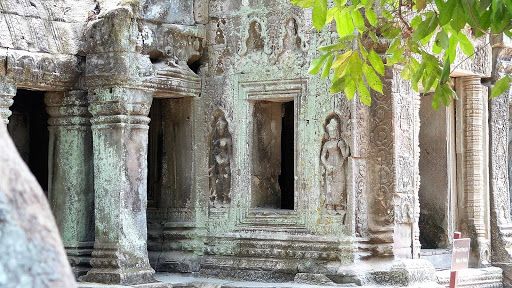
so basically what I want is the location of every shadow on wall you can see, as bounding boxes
[0,123,76,287]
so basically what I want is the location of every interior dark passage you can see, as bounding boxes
[147,98,163,209]
[279,101,294,209]
[7,89,49,194]
[418,94,451,249]
[251,100,295,210]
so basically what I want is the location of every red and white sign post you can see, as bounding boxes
[449,232,471,288]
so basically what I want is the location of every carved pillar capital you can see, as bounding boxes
[45,90,90,127]
[88,87,152,127]
[0,83,16,124]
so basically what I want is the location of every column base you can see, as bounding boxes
[80,268,155,285]
[81,243,155,285]
[65,241,94,278]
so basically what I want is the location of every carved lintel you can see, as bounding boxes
[85,52,153,89]
[6,51,80,91]
[144,61,201,98]
[0,82,16,124]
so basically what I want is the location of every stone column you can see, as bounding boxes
[45,91,94,278]
[82,87,154,285]
[0,83,16,124]
[459,76,490,266]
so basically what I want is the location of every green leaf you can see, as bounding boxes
[326,7,339,24]
[387,47,404,66]
[457,31,474,57]
[450,3,466,30]
[349,52,363,82]
[383,28,401,38]
[335,10,354,37]
[479,0,492,13]
[358,38,368,59]
[363,63,383,93]
[308,52,332,74]
[357,80,371,105]
[321,54,334,78]
[440,56,451,84]
[432,87,442,110]
[366,8,378,26]
[344,78,356,100]
[382,9,393,20]
[434,30,449,49]
[369,30,378,42]
[439,0,456,26]
[412,15,438,41]
[330,78,347,94]
[423,71,437,93]
[333,52,352,78]
[401,62,412,79]
[432,43,443,54]
[410,15,423,28]
[441,87,451,106]
[386,38,401,54]
[290,0,316,8]
[416,0,427,11]
[420,29,436,45]
[441,83,457,100]
[491,76,511,98]
[332,50,353,68]
[411,61,426,92]
[448,34,458,64]
[312,0,328,30]
[318,41,348,52]
[369,49,385,75]
[352,9,366,32]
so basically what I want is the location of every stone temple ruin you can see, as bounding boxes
[2,0,512,287]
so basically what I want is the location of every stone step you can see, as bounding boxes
[435,267,503,288]
[154,273,357,288]
[420,249,451,270]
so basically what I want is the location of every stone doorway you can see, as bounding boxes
[251,100,295,210]
[7,89,49,195]
[147,97,194,211]
[418,94,456,267]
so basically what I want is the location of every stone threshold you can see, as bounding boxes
[78,272,357,288]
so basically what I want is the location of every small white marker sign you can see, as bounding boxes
[451,238,470,270]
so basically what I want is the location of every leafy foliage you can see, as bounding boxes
[291,0,512,108]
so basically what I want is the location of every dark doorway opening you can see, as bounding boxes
[279,101,294,209]
[251,100,295,210]
[147,98,163,209]
[7,89,49,194]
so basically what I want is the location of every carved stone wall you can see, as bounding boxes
[0,0,505,286]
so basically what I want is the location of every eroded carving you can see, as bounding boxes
[321,115,349,212]
[246,20,264,53]
[209,110,232,207]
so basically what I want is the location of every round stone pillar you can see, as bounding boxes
[82,87,154,285]
[45,91,95,278]
[0,83,16,124]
